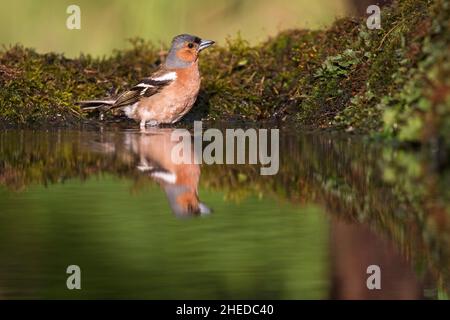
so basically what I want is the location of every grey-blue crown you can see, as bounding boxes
[172,34,201,46]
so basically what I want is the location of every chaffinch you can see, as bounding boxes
[79,34,215,129]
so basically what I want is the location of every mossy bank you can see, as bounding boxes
[0,0,449,148]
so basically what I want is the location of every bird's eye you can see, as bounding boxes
[188,43,194,49]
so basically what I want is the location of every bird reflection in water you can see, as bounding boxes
[92,128,211,217]
[132,128,211,217]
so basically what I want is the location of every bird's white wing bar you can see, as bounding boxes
[151,171,177,184]
[151,71,177,82]
[134,83,154,95]
[135,83,154,88]
[135,71,177,88]
[131,71,177,96]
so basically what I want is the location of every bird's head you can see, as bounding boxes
[165,34,215,69]
[164,184,212,218]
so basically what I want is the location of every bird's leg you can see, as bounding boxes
[139,119,146,131]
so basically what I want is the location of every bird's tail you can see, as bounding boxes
[77,99,115,111]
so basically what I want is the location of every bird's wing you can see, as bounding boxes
[111,69,177,109]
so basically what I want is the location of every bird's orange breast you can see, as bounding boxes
[136,62,201,123]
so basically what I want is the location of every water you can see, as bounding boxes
[0,127,448,299]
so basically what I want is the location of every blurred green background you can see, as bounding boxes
[1,0,352,57]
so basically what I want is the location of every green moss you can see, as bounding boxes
[0,0,449,148]
[0,39,161,125]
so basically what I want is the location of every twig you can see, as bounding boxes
[377,21,404,50]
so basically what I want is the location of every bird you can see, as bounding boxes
[78,34,215,129]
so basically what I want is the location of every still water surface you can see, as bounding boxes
[0,127,448,299]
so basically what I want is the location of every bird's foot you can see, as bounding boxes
[139,120,159,132]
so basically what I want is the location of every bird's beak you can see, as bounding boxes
[199,39,215,52]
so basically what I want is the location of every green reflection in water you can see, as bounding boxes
[0,177,328,299]
[0,127,448,299]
